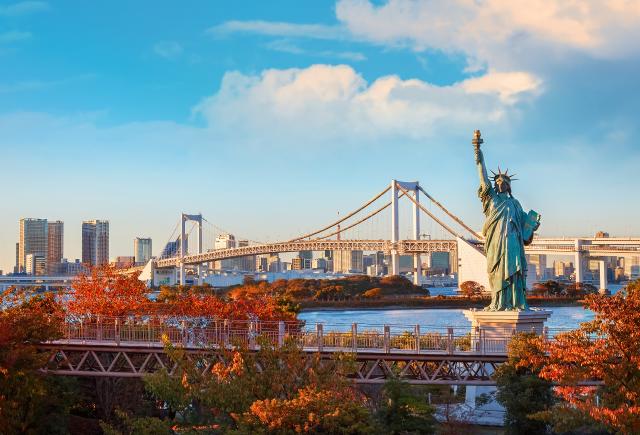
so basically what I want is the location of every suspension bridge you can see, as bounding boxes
[128,179,640,291]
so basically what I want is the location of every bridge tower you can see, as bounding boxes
[179,213,203,285]
[391,180,421,285]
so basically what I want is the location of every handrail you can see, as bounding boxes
[53,319,574,356]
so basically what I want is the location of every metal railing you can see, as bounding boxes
[55,318,567,356]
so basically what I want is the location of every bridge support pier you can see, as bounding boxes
[391,180,400,275]
[599,260,609,294]
[413,184,421,286]
[574,239,583,284]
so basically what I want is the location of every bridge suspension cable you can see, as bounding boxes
[318,191,407,240]
[289,186,391,241]
[418,186,482,240]
[395,183,463,240]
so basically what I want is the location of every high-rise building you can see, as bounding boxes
[113,256,135,268]
[267,254,281,273]
[14,242,19,274]
[82,220,110,266]
[25,253,46,275]
[291,257,304,270]
[19,218,48,274]
[429,252,450,274]
[47,221,64,274]
[134,237,152,265]
[332,250,363,273]
[256,256,269,272]
[215,234,236,250]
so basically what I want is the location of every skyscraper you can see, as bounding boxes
[47,221,64,274]
[82,220,109,266]
[332,250,363,273]
[134,237,152,265]
[19,218,48,274]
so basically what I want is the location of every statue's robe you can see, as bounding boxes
[479,184,536,310]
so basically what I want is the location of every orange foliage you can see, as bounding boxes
[66,265,150,318]
[156,291,297,322]
[236,386,372,433]
[520,281,640,433]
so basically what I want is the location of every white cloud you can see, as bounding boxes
[194,64,539,146]
[0,1,48,16]
[153,41,183,59]
[208,20,347,40]
[265,39,366,61]
[335,0,640,70]
[0,30,31,44]
[0,64,538,154]
[462,71,543,104]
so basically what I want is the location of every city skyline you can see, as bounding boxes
[2,0,640,272]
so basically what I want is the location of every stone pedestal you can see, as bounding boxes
[462,308,552,425]
[464,308,552,336]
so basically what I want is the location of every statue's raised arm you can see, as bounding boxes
[473,130,491,193]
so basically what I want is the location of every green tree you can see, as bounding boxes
[375,377,436,434]
[494,333,555,435]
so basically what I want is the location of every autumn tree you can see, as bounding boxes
[459,281,484,299]
[520,280,640,434]
[0,288,75,434]
[66,265,150,318]
[144,337,374,433]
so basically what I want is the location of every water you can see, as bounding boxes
[299,282,629,331]
[299,306,595,332]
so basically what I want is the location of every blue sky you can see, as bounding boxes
[1,0,639,271]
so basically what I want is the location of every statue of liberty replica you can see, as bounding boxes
[473,130,541,311]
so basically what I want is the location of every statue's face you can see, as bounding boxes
[494,176,510,193]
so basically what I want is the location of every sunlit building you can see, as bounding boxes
[19,218,48,274]
[47,221,64,274]
[82,220,109,266]
[134,237,152,265]
[332,250,363,273]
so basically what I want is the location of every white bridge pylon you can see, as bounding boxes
[179,213,202,285]
[391,180,419,278]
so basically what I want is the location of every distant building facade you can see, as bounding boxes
[134,237,152,265]
[47,221,64,274]
[19,218,48,274]
[82,220,109,266]
[25,253,46,275]
[332,250,363,273]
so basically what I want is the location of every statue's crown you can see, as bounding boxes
[490,167,517,182]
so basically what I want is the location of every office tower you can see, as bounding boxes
[312,257,328,271]
[19,218,48,274]
[114,256,135,268]
[332,250,363,273]
[25,253,46,275]
[14,242,19,273]
[47,221,64,274]
[82,220,110,266]
[256,256,268,272]
[267,254,281,273]
[215,234,236,250]
[429,252,450,274]
[134,237,152,264]
[291,257,304,270]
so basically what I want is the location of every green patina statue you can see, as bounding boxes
[473,130,541,311]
